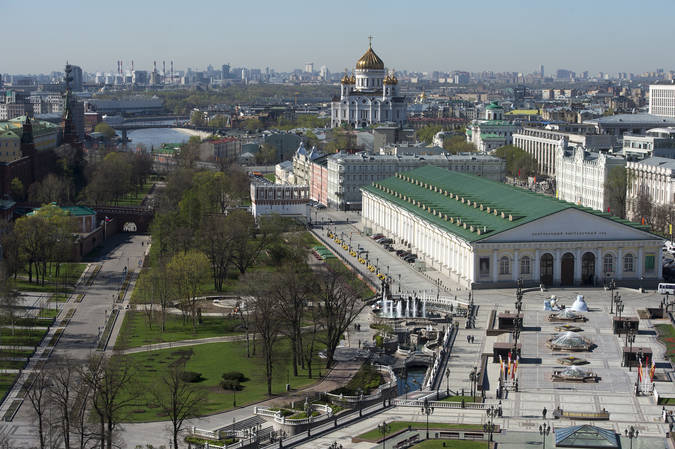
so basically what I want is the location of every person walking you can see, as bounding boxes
[543,407,548,419]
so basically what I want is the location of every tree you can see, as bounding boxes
[494,145,538,179]
[245,272,282,396]
[633,189,652,223]
[318,267,364,368]
[176,139,200,168]
[198,215,234,291]
[26,370,50,449]
[28,174,73,205]
[606,166,630,219]
[94,122,116,140]
[230,211,281,275]
[150,366,206,449]
[415,125,443,144]
[47,358,78,449]
[85,152,134,205]
[80,354,136,449]
[167,250,210,331]
[0,282,20,336]
[189,110,206,127]
[442,131,476,154]
[254,143,277,165]
[9,177,24,201]
[138,263,174,332]
[244,118,263,132]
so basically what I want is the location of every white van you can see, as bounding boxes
[658,283,675,294]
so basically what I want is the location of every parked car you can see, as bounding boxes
[375,237,389,243]
[399,251,412,258]
[396,249,408,256]
[379,238,393,245]
[404,255,417,263]
[372,234,385,240]
[384,245,395,252]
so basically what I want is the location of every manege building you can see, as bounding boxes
[361,166,663,288]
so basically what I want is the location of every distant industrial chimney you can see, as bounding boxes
[131,60,134,72]
[162,60,166,76]
[171,60,174,84]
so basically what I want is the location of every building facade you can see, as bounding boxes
[622,127,675,160]
[361,166,662,288]
[626,157,675,220]
[555,144,626,212]
[649,84,675,119]
[250,182,309,220]
[0,130,20,162]
[513,126,613,177]
[330,43,406,128]
[466,102,521,152]
[326,152,505,210]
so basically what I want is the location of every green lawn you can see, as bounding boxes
[114,311,242,350]
[441,395,476,403]
[263,174,275,182]
[0,328,49,347]
[0,360,27,370]
[12,263,87,293]
[411,441,488,449]
[119,338,325,422]
[357,422,483,441]
[115,182,155,206]
[656,324,675,363]
[0,374,17,400]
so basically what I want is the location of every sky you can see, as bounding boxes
[3,0,674,76]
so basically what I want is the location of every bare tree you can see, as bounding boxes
[26,370,50,449]
[318,267,364,368]
[80,354,136,449]
[47,358,78,449]
[150,366,206,449]
[633,189,652,223]
[235,297,254,358]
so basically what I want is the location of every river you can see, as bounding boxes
[115,127,212,149]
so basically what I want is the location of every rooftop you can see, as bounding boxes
[633,157,675,170]
[361,165,652,243]
[585,113,675,126]
[555,425,619,448]
[332,152,501,163]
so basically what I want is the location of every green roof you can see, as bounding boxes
[486,101,503,110]
[29,204,96,217]
[361,166,654,243]
[480,133,505,140]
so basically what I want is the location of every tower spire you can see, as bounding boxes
[368,35,374,47]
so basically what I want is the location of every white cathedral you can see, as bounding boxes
[330,41,407,128]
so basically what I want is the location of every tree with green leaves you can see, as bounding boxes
[94,122,116,139]
[494,145,538,179]
[254,143,277,165]
[167,250,210,331]
[10,177,24,201]
[606,166,630,219]
[415,125,443,144]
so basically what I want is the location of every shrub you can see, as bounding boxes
[180,371,203,383]
[220,379,242,391]
[221,371,247,382]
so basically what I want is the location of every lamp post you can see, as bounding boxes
[484,405,498,442]
[420,397,434,440]
[512,315,522,359]
[626,330,636,371]
[446,368,451,397]
[469,366,479,402]
[625,426,639,449]
[378,421,392,449]
[616,297,624,321]
[609,278,616,314]
[539,423,551,449]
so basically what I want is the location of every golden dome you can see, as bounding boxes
[356,44,384,70]
[341,71,351,84]
[383,70,398,85]
[349,74,356,84]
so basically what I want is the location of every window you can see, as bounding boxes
[499,256,510,275]
[479,258,490,276]
[520,256,531,275]
[645,254,655,272]
[603,253,614,274]
[623,253,634,272]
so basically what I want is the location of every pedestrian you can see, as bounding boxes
[543,407,547,419]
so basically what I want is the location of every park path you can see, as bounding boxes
[117,333,248,354]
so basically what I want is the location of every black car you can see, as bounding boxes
[379,238,393,245]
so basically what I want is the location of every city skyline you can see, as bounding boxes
[5,0,675,75]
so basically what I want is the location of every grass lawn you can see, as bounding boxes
[357,422,484,441]
[114,311,242,350]
[12,263,87,293]
[0,373,17,399]
[0,360,27,370]
[115,181,155,206]
[263,174,275,182]
[411,441,488,449]
[0,328,48,347]
[658,397,675,405]
[656,324,675,362]
[441,395,476,403]
[119,338,325,422]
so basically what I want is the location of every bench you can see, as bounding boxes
[394,434,420,449]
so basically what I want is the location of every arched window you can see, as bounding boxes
[623,253,634,272]
[603,254,614,274]
[520,256,531,275]
[499,256,510,275]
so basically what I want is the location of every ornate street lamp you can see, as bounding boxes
[469,366,479,402]
[609,278,616,314]
[484,405,498,441]
[378,421,392,449]
[539,423,551,449]
[420,398,435,440]
[625,426,639,449]
[626,330,636,372]
[446,368,451,397]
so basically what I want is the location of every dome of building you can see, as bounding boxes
[356,45,384,70]
[341,72,351,84]
[548,331,592,351]
[383,72,398,85]
[486,101,503,110]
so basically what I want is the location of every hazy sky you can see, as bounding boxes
[4,0,674,75]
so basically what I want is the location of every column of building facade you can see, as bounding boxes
[595,247,603,281]
[574,248,582,283]
[553,249,561,283]
[637,247,644,279]
[512,250,520,281]
[617,247,623,280]
[534,249,541,282]
[491,249,498,283]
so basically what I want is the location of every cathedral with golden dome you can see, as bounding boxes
[330,40,407,128]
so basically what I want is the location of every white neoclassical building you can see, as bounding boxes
[626,157,675,220]
[361,165,662,288]
[330,42,406,128]
[555,142,626,212]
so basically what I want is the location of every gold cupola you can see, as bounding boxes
[356,43,384,70]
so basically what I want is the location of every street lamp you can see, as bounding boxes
[469,366,479,402]
[378,421,392,449]
[616,297,624,321]
[539,423,551,449]
[626,330,636,371]
[484,405,498,442]
[609,278,616,314]
[512,315,522,358]
[420,397,435,440]
[446,368,451,397]
[625,426,639,449]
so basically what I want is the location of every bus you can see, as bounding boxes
[658,283,675,294]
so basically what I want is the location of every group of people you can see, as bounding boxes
[466,335,476,343]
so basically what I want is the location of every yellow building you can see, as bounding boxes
[0,130,20,162]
